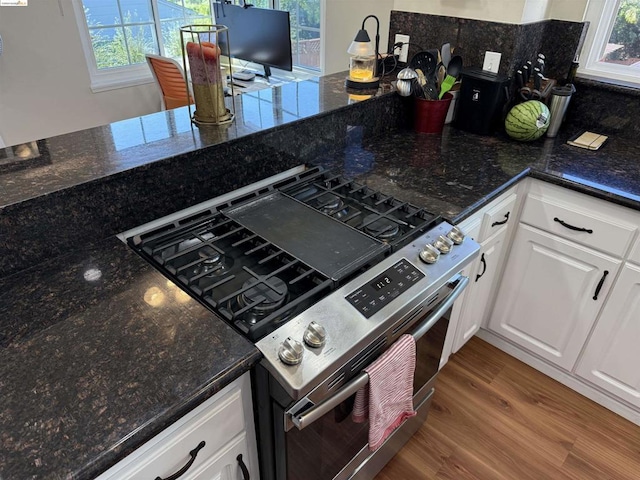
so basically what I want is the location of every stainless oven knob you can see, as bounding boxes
[278,337,304,365]
[419,244,440,264]
[447,226,465,245]
[303,321,326,348]
[433,235,453,254]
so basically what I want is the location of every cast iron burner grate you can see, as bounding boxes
[280,167,440,248]
[130,209,333,341]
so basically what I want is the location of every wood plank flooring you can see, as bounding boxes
[375,337,640,480]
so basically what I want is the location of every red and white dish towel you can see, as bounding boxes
[352,334,417,451]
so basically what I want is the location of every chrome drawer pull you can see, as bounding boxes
[553,217,593,234]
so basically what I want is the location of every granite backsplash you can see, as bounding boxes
[388,11,588,82]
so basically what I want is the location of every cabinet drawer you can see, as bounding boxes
[629,238,640,265]
[97,375,250,480]
[520,181,639,257]
[477,193,517,243]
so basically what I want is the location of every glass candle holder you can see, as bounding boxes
[349,55,375,82]
[180,25,234,126]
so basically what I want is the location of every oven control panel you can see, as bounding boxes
[345,258,425,318]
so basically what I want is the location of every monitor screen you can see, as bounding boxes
[214,3,293,74]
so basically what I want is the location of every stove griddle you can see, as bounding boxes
[224,192,389,281]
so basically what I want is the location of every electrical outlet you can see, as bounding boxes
[395,34,410,63]
[483,51,502,73]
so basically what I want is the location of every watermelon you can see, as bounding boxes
[505,100,550,141]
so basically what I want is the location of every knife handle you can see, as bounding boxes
[534,72,542,91]
[522,65,530,84]
[516,70,524,89]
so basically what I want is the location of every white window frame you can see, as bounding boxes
[580,0,640,88]
[71,0,170,92]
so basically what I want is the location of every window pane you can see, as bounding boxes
[119,0,154,22]
[252,0,271,8]
[159,0,211,21]
[602,0,640,67]
[125,24,158,64]
[83,0,122,27]
[90,27,130,68]
[293,28,320,69]
[161,20,183,59]
[278,0,321,70]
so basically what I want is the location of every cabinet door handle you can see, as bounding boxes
[593,270,609,300]
[475,253,487,282]
[155,441,205,480]
[491,211,510,227]
[553,217,593,234]
[237,454,251,480]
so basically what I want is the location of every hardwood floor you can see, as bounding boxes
[375,337,640,480]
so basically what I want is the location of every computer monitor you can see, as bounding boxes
[214,3,293,78]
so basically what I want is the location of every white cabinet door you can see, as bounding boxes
[452,228,508,353]
[488,224,620,371]
[576,263,640,408]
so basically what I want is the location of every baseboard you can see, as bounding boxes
[475,328,640,427]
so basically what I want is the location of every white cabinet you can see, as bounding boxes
[576,262,640,408]
[489,224,620,371]
[96,373,259,480]
[452,227,509,353]
[441,188,517,367]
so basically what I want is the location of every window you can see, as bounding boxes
[581,0,640,87]
[72,0,320,92]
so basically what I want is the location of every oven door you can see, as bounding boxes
[277,275,468,480]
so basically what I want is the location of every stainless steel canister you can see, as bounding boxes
[546,84,576,137]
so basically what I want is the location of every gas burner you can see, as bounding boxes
[316,193,345,215]
[195,246,233,277]
[238,276,289,324]
[363,214,400,241]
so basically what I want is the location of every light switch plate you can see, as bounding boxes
[483,51,502,73]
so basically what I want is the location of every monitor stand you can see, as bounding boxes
[255,65,272,80]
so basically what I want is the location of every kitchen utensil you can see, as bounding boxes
[522,65,530,84]
[441,43,451,68]
[439,75,456,99]
[424,76,439,100]
[410,51,438,79]
[447,55,463,80]
[436,63,447,88]
[516,70,524,89]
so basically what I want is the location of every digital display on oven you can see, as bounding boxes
[346,259,425,318]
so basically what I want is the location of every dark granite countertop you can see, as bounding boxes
[2,70,639,480]
[0,236,260,480]
[310,125,640,223]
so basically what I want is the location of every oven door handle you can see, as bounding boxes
[288,275,469,430]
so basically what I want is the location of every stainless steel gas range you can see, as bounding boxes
[124,166,479,480]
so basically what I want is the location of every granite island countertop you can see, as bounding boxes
[2,72,640,480]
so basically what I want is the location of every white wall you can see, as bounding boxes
[393,0,530,24]
[546,0,589,21]
[393,0,587,23]
[0,0,159,147]
[322,0,394,75]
